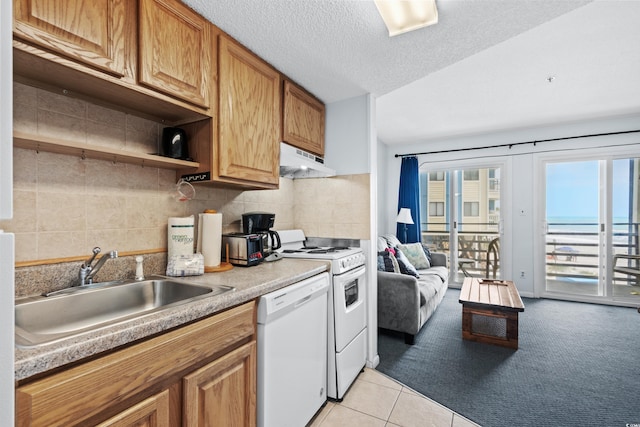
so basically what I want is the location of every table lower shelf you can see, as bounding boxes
[461,305,520,350]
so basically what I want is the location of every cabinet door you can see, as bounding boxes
[13,0,129,76]
[218,36,281,186]
[183,341,257,427]
[139,0,212,108]
[283,80,325,156]
[96,390,171,427]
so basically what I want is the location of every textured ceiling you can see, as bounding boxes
[182,0,640,144]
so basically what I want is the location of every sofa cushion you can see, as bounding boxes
[399,242,431,269]
[417,280,438,306]
[418,266,448,283]
[395,248,420,278]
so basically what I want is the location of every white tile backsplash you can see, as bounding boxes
[4,82,371,263]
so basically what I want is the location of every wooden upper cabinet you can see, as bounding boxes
[283,80,325,156]
[218,35,281,186]
[138,0,212,108]
[13,0,132,77]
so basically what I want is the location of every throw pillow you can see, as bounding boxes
[378,250,400,273]
[387,249,401,273]
[395,248,420,278]
[382,234,402,248]
[421,244,433,265]
[398,243,431,270]
[377,236,389,252]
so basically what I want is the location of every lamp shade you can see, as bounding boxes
[396,208,414,225]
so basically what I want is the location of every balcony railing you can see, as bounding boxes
[421,221,640,284]
[421,222,499,278]
[546,221,639,285]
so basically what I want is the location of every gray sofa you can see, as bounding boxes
[377,236,449,344]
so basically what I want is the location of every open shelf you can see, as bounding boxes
[13,131,200,170]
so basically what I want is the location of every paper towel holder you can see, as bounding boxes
[200,210,233,273]
[205,243,233,273]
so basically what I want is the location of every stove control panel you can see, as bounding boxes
[335,251,366,274]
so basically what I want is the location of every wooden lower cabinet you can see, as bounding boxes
[16,302,256,427]
[184,342,256,427]
[96,389,172,427]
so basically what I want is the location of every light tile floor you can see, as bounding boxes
[308,368,480,427]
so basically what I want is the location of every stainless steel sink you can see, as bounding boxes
[15,277,234,347]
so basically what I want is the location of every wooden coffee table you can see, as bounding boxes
[459,278,525,349]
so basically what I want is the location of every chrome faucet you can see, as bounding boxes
[79,247,118,286]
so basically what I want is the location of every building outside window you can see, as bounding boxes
[463,169,479,180]
[429,201,445,216]
[430,171,445,181]
[464,201,479,216]
[489,199,499,214]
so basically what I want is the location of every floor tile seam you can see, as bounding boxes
[383,386,404,424]
[335,402,390,424]
[366,369,412,390]
[394,379,466,418]
[357,376,404,392]
[336,387,402,423]
[371,370,472,424]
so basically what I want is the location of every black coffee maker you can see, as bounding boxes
[242,212,281,256]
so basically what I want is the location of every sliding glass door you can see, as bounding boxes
[612,158,640,296]
[420,165,502,284]
[545,160,600,295]
[543,156,640,302]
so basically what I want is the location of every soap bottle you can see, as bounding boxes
[135,256,145,281]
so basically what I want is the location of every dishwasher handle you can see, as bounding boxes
[257,273,330,323]
[294,294,312,308]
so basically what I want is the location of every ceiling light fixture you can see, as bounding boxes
[374,0,439,37]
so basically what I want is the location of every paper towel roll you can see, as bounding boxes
[197,211,222,269]
[168,216,195,258]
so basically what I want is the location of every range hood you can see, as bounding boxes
[279,142,336,179]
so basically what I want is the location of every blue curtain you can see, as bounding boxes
[396,156,421,243]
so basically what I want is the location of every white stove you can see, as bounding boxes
[278,229,364,269]
[277,230,367,400]
[280,247,365,276]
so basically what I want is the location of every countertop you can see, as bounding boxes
[15,258,329,382]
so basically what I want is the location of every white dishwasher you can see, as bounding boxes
[257,272,329,427]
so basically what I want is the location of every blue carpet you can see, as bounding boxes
[377,290,640,427]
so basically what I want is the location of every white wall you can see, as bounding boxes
[1,0,14,424]
[377,138,389,235]
[326,93,380,368]
[325,95,371,175]
[381,113,640,297]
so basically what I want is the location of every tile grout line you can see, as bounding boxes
[384,387,403,424]
[371,370,480,427]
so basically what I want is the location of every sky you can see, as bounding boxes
[546,159,631,220]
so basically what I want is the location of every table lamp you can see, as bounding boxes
[396,208,414,243]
